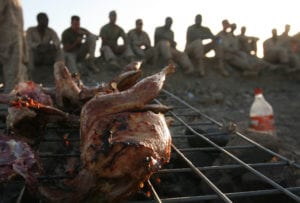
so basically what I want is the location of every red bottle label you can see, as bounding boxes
[250,115,275,131]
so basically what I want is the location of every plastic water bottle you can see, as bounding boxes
[249,88,275,135]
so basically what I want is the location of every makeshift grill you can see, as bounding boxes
[0,89,299,203]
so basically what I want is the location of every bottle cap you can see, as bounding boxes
[254,87,262,95]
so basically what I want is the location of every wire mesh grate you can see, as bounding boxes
[0,89,299,203]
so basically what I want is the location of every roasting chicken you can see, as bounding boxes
[39,64,175,203]
[53,61,142,111]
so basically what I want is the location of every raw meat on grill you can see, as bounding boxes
[0,81,53,106]
[0,135,41,186]
[7,97,69,146]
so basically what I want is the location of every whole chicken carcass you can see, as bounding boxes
[79,64,174,202]
[39,64,175,203]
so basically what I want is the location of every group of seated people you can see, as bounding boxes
[25,10,300,78]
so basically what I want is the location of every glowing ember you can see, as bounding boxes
[155,177,161,184]
[146,191,151,198]
[63,134,71,146]
[139,182,144,188]
[10,97,44,109]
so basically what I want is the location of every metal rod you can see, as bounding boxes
[162,89,300,168]
[157,161,289,173]
[160,187,300,202]
[170,122,214,127]
[38,175,75,180]
[171,144,233,203]
[39,153,80,158]
[147,179,162,203]
[171,109,300,201]
[41,138,80,142]
[178,145,255,152]
[158,91,300,201]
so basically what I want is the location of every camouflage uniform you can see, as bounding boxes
[0,0,27,93]
[154,20,193,73]
[26,26,62,72]
[237,27,259,56]
[263,29,290,65]
[218,29,261,73]
[185,16,226,76]
[264,28,300,71]
[100,23,134,63]
[127,28,152,59]
[62,27,97,73]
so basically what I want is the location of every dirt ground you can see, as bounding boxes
[28,56,300,164]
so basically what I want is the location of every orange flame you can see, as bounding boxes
[11,97,44,109]
[139,182,144,189]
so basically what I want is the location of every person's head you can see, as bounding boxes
[165,17,173,29]
[272,28,277,37]
[284,24,290,34]
[195,14,202,26]
[135,19,143,32]
[109,10,117,24]
[230,23,237,33]
[71,15,80,31]
[241,26,246,35]
[37,12,48,28]
[222,19,230,31]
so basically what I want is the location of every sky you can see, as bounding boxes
[22,0,300,58]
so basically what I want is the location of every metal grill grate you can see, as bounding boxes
[0,89,299,203]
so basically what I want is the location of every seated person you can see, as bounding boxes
[263,28,300,72]
[185,14,227,76]
[99,10,134,68]
[26,12,62,75]
[218,21,265,75]
[62,15,98,74]
[154,17,193,74]
[237,26,259,56]
[127,19,152,61]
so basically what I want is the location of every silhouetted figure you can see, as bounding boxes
[0,0,28,93]
[26,12,62,77]
[99,10,134,68]
[127,19,152,61]
[185,14,228,76]
[62,15,98,74]
[237,26,259,56]
[263,28,300,72]
[154,17,193,74]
